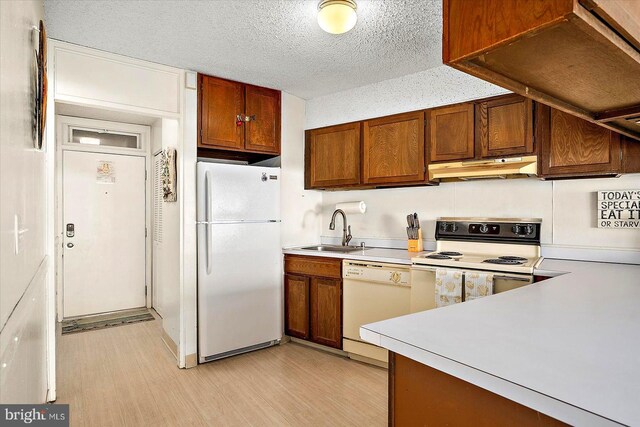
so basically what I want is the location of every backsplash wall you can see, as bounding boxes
[305,66,640,257]
[321,175,640,252]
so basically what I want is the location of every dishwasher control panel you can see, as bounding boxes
[343,262,410,286]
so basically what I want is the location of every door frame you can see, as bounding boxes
[55,115,152,321]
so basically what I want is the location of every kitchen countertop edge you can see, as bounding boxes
[282,246,423,265]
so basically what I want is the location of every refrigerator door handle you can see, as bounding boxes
[206,224,213,275]
[205,170,213,275]
[205,170,213,224]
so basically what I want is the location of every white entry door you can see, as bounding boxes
[63,150,146,318]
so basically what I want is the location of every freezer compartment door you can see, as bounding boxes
[198,222,282,361]
[197,162,280,222]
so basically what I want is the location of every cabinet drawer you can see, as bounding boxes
[284,255,342,279]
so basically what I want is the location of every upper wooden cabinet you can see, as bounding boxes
[622,137,640,174]
[305,123,361,189]
[198,74,281,156]
[244,85,281,154]
[443,0,640,141]
[363,111,425,185]
[538,105,621,178]
[476,95,534,158]
[428,103,475,163]
[199,75,245,150]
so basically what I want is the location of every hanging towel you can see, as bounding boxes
[465,272,494,302]
[435,269,463,308]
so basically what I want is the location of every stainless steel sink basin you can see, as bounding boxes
[300,245,365,253]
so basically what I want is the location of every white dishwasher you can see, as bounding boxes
[342,260,411,366]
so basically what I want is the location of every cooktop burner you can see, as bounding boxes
[498,256,528,262]
[438,251,463,257]
[426,254,452,260]
[483,258,525,265]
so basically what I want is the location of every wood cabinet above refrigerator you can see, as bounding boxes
[443,0,640,141]
[198,74,281,161]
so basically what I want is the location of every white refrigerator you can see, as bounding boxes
[196,162,282,363]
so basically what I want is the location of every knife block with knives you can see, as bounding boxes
[406,213,423,252]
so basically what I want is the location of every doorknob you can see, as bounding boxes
[67,243,74,248]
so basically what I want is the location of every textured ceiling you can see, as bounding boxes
[44,0,443,99]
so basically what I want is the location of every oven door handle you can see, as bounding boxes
[493,275,532,282]
[411,266,531,282]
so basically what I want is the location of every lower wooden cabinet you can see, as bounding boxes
[389,352,567,426]
[284,274,309,340]
[284,255,342,350]
[310,277,342,349]
[538,105,621,178]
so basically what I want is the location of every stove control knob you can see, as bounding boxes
[512,224,534,236]
[479,224,489,233]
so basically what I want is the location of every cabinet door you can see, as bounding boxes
[244,85,281,154]
[284,275,309,340]
[305,123,361,189]
[477,95,534,158]
[363,111,425,185]
[199,75,244,150]
[310,277,342,349]
[622,136,640,173]
[428,103,475,162]
[539,106,621,177]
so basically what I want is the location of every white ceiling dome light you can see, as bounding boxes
[317,0,358,35]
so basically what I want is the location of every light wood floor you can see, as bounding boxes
[56,317,387,426]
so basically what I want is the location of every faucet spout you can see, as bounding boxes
[329,209,352,246]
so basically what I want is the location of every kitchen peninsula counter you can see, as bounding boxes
[361,258,640,426]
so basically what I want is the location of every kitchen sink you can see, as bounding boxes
[300,245,366,253]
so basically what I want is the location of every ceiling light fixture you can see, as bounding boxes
[317,0,357,35]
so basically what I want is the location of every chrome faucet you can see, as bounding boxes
[329,209,352,246]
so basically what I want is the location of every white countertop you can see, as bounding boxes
[283,246,422,265]
[361,258,640,426]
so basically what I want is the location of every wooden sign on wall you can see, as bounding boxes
[597,190,640,228]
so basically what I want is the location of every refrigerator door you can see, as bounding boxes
[198,221,282,362]
[197,162,280,222]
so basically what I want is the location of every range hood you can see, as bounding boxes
[428,156,538,181]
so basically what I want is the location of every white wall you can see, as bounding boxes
[0,0,48,403]
[152,119,181,351]
[306,66,508,129]
[281,93,323,247]
[305,66,640,260]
